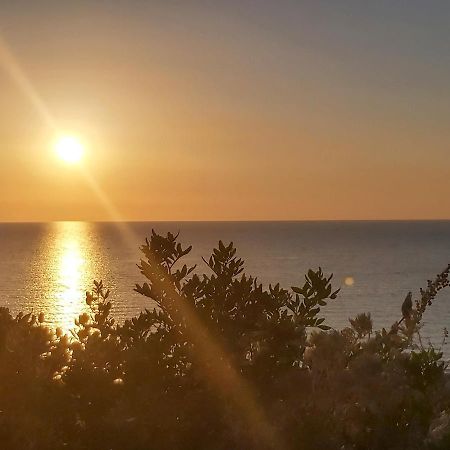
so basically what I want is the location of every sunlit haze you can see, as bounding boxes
[0,1,449,221]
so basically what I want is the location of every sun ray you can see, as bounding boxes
[0,35,56,130]
[0,31,281,446]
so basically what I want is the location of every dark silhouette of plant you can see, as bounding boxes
[349,312,373,338]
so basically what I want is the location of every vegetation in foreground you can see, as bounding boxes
[0,231,450,450]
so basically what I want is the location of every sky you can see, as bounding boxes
[0,0,449,221]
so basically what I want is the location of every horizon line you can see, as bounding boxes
[1,218,450,224]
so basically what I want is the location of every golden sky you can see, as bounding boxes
[1,1,449,221]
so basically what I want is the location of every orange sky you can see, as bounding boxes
[1,2,449,221]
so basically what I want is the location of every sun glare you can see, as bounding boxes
[55,135,84,164]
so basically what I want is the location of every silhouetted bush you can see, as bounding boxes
[0,231,449,449]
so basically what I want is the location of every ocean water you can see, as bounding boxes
[0,221,449,349]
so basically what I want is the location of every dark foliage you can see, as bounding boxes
[0,231,450,449]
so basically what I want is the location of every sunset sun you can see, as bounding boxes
[54,135,84,164]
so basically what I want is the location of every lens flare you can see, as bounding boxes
[344,276,355,286]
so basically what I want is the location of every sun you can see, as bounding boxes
[54,135,84,164]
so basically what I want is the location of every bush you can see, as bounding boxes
[0,230,449,449]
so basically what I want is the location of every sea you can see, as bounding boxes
[0,221,449,352]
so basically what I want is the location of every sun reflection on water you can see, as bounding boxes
[56,236,87,331]
[43,222,93,332]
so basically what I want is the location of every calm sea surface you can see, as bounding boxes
[0,221,449,348]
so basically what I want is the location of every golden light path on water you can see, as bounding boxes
[56,228,87,330]
[41,222,93,332]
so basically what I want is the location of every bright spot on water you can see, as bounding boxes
[40,222,94,332]
[56,237,85,329]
